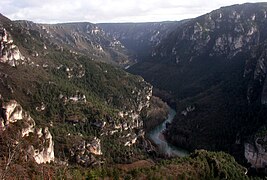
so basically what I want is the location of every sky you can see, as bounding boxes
[0,0,266,24]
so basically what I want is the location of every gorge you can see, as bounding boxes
[1,2,267,179]
[148,106,188,157]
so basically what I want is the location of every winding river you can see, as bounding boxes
[148,107,188,157]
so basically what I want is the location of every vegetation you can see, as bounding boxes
[130,43,267,165]
[0,149,250,179]
[0,8,264,179]
[127,5,267,166]
[0,17,151,166]
[126,150,249,180]
[142,96,169,131]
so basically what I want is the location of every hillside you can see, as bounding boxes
[128,2,267,169]
[16,20,132,67]
[0,3,264,178]
[0,12,155,175]
[99,21,184,62]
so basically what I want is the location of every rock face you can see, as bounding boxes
[244,132,267,170]
[153,3,267,63]
[244,142,267,169]
[247,41,267,104]
[16,21,130,66]
[0,100,54,164]
[99,22,183,62]
[118,84,152,129]
[129,3,267,102]
[28,127,55,164]
[181,105,196,116]
[66,81,153,165]
[128,3,267,161]
[0,27,25,66]
[70,137,102,166]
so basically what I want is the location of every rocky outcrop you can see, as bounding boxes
[0,100,54,164]
[120,83,152,127]
[245,136,267,169]
[128,3,267,157]
[0,27,25,66]
[181,105,196,116]
[70,137,102,166]
[16,21,130,66]
[114,84,152,146]
[242,40,267,103]
[27,127,55,164]
[59,91,87,104]
[67,84,153,164]
[99,22,183,62]
[153,3,267,63]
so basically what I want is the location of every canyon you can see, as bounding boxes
[1,2,267,179]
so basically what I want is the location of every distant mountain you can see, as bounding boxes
[129,2,267,168]
[16,20,132,67]
[131,3,267,98]
[154,3,267,61]
[99,21,185,63]
[0,12,156,176]
[0,3,264,178]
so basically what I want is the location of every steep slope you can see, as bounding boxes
[153,3,267,62]
[99,22,184,63]
[16,20,131,67]
[0,100,54,164]
[129,2,267,164]
[0,8,258,179]
[0,13,154,170]
[131,3,267,98]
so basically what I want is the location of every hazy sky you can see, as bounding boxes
[0,0,266,23]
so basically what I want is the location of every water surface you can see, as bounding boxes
[148,107,188,157]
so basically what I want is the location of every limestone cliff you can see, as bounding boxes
[245,142,267,169]
[0,27,25,66]
[70,137,103,166]
[153,3,267,63]
[0,100,54,164]
[16,21,130,66]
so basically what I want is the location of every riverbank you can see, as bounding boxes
[143,96,169,131]
[147,107,188,157]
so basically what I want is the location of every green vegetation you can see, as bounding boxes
[0,9,262,179]
[0,18,151,166]
[130,48,267,163]
[0,150,249,179]
[130,150,249,179]
[127,5,267,164]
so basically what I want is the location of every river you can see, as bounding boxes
[148,107,188,157]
